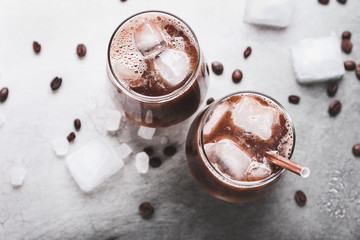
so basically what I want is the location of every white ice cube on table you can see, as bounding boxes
[135,152,149,174]
[134,23,166,56]
[246,161,272,181]
[205,139,251,180]
[52,137,69,157]
[232,96,279,140]
[104,110,122,132]
[203,101,229,135]
[154,49,190,86]
[291,35,345,83]
[118,143,133,159]
[10,166,26,188]
[244,0,294,28]
[138,126,156,140]
[65,138,124,192]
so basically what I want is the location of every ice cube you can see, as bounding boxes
[291,35,345,83]
[135,152,149,174]
[10,166,26,188]
[65,138,124,192]
[52,137,69,157]
[246,161,272,181]
[134,23,166,56]
[232,96,279,140]
[138,126,156,140]
[154,49,190,86]
[114,62,143,86]
[203,101,229,135]
[104,109,122,132]
[205,139,251,180]
[244,0,294,28]
[118,143,133,159]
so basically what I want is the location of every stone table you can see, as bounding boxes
[0,0,359,239]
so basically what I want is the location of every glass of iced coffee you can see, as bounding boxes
[107,11,209,128]
[186,91,295,202]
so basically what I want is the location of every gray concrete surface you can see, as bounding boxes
[0,0,359,239]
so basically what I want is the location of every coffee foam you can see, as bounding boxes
[110,12,197,88]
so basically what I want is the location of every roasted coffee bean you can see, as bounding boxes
[244,46,252,59]
[352,144,360,157]
[33,41,41,53]
[295,190,307,206]
[120,0,127,2]
[139,202,154,217]
[318,0,329,4]
[288,95,300,104]
[0,87,9,102]
[356,64,360,80]
[341,39,353,53]
[67,132,76,142]
[327,81,338,97]
[232,69,243,83]
[337,0,347,4]
[163,146,177,157]
[143,147,154,156]
[328,100,342,116]
[211,62,223,75]
[344,60,356,71]
[74,119,81,130]
[50,77,62,91]
[206,97,215,105]
[76,44,87,57]
[342,31,351,40]
[149,157,162,168]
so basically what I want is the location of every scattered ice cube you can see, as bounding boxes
[291,35,345,83]
[154,49,190,86]
[138,126,156,140]
[10,166,26,188]
[104,109,122,132]
[246,161,272,181]
[145,110,153,124]
[135,151,149,174]
[244,0,294,28]
[118,143,133,159]
[205,139,251,180]
[65,138,124,192]
[203,101,229,135]
[52,137,69,157]
[134,23,166,56]
[232,96,279,140]
[160,136,169,145]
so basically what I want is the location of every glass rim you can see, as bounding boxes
[107,10,201,103]
[199,91,296,187]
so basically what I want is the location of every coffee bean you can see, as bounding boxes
[352,144,360,157]
[206,97,215,105]
[139,202,154,217]
[50,77,62,91]
[120,0,127,2]
[232,70,243,83]
[344,60,356,71]
[0,87,9,102]
[244,46,252,59]
[294,190,307,206]
[328,100,342,116]
[143,147,154,156]
[76,44,87,58]
[356,64,360,80]
[149,157,162,168]
[318,0,329,4]
[327,81,338,97]
[288,95,300,104]
[337,0,347,4]
[67,132,76,142]
[74,119,81,130]
[211,62,223,75]
[342,31,351,40]
[341,39,353,53]
[33,41,41,53]
[163,146,177,157]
